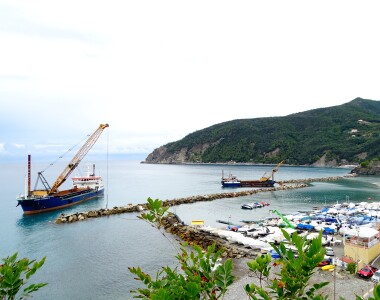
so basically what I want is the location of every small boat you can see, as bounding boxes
[241,203,257,209]
[241,202,266,209]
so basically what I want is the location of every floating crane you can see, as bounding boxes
[18,123,109,214]
[259,160,285,182]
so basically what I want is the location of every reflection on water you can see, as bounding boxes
[17,213,54,229]
[15,196,106,244]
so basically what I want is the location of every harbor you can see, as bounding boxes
[2,160,378,299]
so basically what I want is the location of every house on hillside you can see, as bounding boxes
[350,128,358,137]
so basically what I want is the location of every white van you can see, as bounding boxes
[372,270,380,283]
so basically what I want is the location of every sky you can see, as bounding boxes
[1,0,380,161]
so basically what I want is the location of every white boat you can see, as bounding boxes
[249,239,271,250]
[241,203,257,209]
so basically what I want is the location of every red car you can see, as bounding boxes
[317,259,331,267]
[357,265,378,278]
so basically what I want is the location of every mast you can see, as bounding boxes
[27,154,31,196]
[48,123,109,194]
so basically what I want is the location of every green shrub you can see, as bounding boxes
[346,262,356,274]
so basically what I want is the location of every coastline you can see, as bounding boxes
[141,160,359,169]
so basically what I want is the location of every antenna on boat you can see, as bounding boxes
[106,127,109,209]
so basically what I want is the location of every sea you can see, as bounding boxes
[1,158,380,299]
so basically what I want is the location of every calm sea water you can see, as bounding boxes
[1,159,380,299]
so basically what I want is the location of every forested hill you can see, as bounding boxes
[144,97,380,166]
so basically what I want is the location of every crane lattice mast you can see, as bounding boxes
[49,123,109,194]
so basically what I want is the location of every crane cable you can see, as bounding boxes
[40,134,91,173]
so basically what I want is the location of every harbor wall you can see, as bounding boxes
[160,213,259,259]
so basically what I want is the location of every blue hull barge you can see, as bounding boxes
[16,123,108,215]
[17,186,104,215]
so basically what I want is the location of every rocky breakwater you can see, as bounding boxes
[55,183,307,224]
[55,204,148,224]
[280,174,355,184]
[161,213,258,259]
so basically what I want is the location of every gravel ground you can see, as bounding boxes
[223,240,377,300]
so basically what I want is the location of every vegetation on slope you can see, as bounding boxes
[146,98,380,165]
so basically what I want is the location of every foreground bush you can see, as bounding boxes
[0,252,47,300]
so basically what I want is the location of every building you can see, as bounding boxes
[343,226,380,269]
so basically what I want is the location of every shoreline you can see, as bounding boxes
[141,161,359,169]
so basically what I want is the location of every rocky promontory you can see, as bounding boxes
[351,161,380,175]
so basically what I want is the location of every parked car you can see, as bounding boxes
[357,265,378,278]
[325,247,334,256]
[372,270,380,283]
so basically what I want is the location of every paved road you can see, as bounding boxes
[225,236,378,300]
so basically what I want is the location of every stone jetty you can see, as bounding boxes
[160,213,258,259]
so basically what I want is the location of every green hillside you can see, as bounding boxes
[145,98,380,165]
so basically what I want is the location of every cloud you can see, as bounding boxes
[12,143,25,149]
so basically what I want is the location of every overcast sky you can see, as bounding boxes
[1,0,380,161]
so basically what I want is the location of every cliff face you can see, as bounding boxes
[144,146,188,164]
[145,143,212,164]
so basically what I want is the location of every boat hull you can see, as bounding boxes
[240,180,275,187]
[221,181,241,188]
[17,188,104,215]
[221,179,275,188]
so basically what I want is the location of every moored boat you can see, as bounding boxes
[221,174,241,187]
[221,161,284,188]
[241,203,257,209]
[16,124,109,215]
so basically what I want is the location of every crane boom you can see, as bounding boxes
[271,209,295,229]
[49,123,109,194]
[259,160,285,182]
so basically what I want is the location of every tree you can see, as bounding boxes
[244,230,329,299]
[129,198,235,299]
[0,252,47,300]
